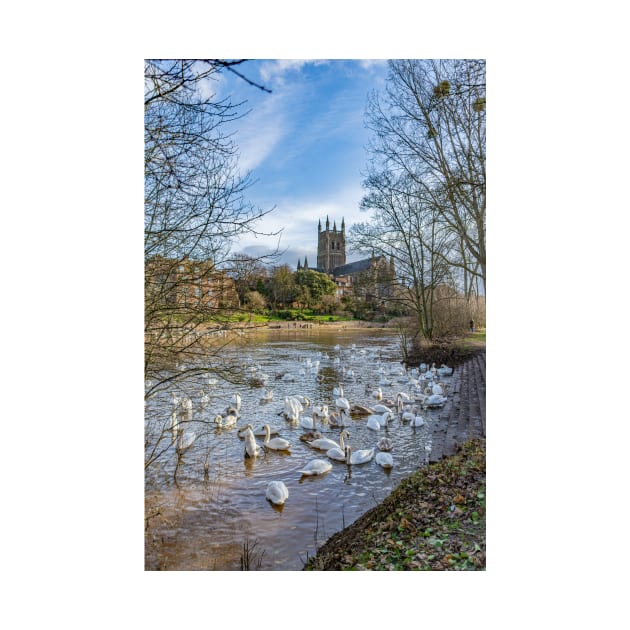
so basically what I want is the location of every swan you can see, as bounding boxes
[298,459,332,476]
[175,429,196,454]
[243,425,262,458]
[262,424,290,451]
[266,481,289,505]
[325,430,350,461]
[333,384,344,398]
[299,430,323,443]
[410,415,425,427]
[171,392,180,408]
[372,403,393,415]
[300,412,318,431]
[283,396,302,422]
[375,451,394,469]
[335,397,351,412]
[401,409,417,423]
[328,410,347,428]
[377,437,393,451]
[312,404,329,419]
[199,390,210,406]
[395,392,412,413]
[425,394,447,408]
[292,395,311,406]
[366,414,381,431]
[431,383,445,396]
[252,424,279,437]
[261,389,274,403]
[214,412,237,428]
[309,429,349,452]
[181,396,193,412]
[344,445,375,465]
[437,364,453,377]
[350,404,374,417]
[231,393,242,412]
[372,387,383,401]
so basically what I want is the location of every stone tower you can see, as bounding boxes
[317,216,346,274]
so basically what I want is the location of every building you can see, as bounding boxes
[145,255,239,309]
[296,217,395,300]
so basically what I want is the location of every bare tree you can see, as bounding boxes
[352,170,455,339]
[365,59,486,291]
[144,59,278,402]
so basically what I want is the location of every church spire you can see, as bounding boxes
[318,218,321,232]
[326,215,330,229]
[341,217,345,232]
[333,220,337,232]
[304,256,309,269]
[297,259,302,270]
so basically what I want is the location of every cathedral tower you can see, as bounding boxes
[317,216,346,274]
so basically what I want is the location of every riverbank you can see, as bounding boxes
[303,342,486,571]
[303,438,486,570]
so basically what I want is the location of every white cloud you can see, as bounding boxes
[258,59,329,85]
[234,182,373,267]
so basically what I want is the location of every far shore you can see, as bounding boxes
[235,319,397,333]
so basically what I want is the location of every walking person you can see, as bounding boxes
[469,319,474,333]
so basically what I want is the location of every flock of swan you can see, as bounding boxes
[166,345,454,507]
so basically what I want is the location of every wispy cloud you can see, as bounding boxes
[258,59,329,85]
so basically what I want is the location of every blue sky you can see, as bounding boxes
[210,59,391,269]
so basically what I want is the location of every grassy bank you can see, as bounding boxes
[303,439,486,571]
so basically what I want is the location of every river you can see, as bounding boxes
[144,326,444,570]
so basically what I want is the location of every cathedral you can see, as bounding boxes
[297,216,395,299]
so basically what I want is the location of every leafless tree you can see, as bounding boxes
[364,59,486,292]
[352,170,455,339]
[145,59,278,402]
[144,60,279,478]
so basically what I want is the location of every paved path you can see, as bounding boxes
[427,351,486,463]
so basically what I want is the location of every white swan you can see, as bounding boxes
[333,384,344,398]
[231,393,242,412]
[214,412,237,428]
[298,459,332,476]
[283,396,302,422]
[410,415,425,427]
[335,397,351,412]
[261,389,274,403]
[372,403,393,415]
[328,410,346,428]
[296,395,311,406]
[437,364,453,376]
[199,390,210,406]
[262,424,290,451]
[401,409,416,423]
[325,430,350,461]
[424,394,447,408]
[312,404,329,419]
[300,412,318,431]
[243,425,262,458]
[181,396,193,412]
[175,429,196,454]
[372,386,383,401]
[377,437,393,451]
[366,414,381,431]
[375,451,394,469]
[344,445,375,465]
[309,429,349,452]
[251,424,279,437]
[266,481,289,505]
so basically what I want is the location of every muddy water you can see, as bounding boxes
[145,327,445,570]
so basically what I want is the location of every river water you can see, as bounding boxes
[144,326,445,570]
